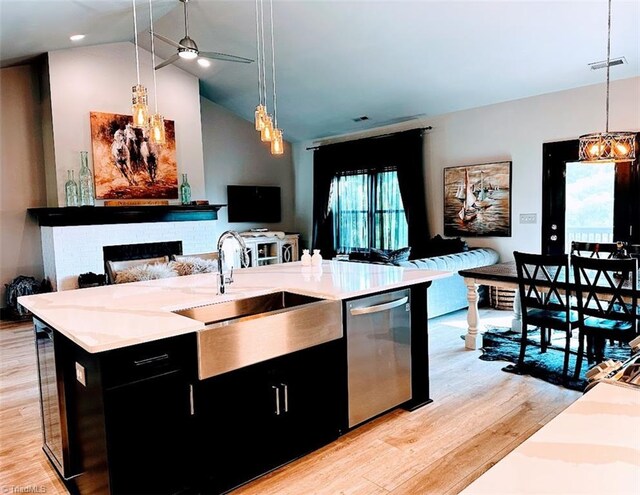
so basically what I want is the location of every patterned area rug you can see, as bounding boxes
[479,327,632,391]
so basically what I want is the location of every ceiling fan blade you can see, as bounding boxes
[152,32,184,50]
[155,53,181,70]
[199,51,254,64]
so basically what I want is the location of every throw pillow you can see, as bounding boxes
[425,235,468,256]
[114,263,177,284]
[170,257,218,276]
[370,247,412,263]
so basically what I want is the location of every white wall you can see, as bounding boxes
[0,65,47,306]
[200,97,296,239]
[293,77,640,261]
[46,42,205,205]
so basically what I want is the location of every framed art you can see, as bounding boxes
[443,161,512,237]
[90,111,178,199]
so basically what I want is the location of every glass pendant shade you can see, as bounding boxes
[578,132,636,162]
[255,104,267,131]
[150,113,166,145]
[131,84,149,129]
[261,115,274,142]
[270,128,284,155]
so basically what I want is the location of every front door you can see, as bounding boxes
[541,137,640,254]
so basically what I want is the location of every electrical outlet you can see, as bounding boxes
[519,213,537,224]
[75,362,86,386]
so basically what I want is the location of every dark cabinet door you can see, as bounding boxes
[275,341,344,458]
[197,341,344,493]
[196,362,281,492]
[103,371,195,495]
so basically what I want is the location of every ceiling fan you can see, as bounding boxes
[153,0,253,70]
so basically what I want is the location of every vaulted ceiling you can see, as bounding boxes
[1,0,638,142]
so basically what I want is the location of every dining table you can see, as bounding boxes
[458,261,639,350]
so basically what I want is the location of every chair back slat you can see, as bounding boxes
[571,256,638,326]
[514,252,571,314]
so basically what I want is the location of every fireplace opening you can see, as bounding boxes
[102,241,183,284]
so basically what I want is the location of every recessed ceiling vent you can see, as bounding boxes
[352,116,369,122]
[588,57,626,70]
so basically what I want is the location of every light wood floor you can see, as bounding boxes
[0,309,580,494]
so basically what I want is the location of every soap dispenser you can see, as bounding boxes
[301,249,312,266]
[311,249,323,266]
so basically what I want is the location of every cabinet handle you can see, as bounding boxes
[189,384,195,416]
[281,383,288,413]
[272,385,280,416]
[133,353,169,366]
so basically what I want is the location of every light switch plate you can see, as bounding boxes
[519,213,537,224]
[75,362,86,386]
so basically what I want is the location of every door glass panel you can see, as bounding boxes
[565,161,615,251]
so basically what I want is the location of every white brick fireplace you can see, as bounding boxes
[41,220,219,291]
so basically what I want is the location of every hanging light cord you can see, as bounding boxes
[260,0,268,110]
[132,0,141,84]
[255,0,263,106]
[149,0,158,113]
[269,0,278,127]
[605,0,612,133]
[183,0,189,37]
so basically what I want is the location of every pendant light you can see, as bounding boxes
[579,0,636,162]
[131,0,149,129]
[258,0,273,143]
[148,0,165,144]
[268,0,283,155]
[254,0,267,131]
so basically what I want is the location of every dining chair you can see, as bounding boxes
[514,251,579,381]
[570,241,618,259]
[571,256,638,379]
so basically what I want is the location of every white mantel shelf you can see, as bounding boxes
[19,261,450,354]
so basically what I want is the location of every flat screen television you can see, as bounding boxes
[227,185,281,223]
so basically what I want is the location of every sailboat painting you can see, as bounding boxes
[444,161,512,237]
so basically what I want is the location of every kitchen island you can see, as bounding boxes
[19,260,450,495]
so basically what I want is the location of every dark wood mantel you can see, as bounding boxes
[28,205,226,227]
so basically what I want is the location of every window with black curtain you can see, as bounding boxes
[312,129,429,258]
[330,167,408,253]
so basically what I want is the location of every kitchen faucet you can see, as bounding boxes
[216,230,249,294]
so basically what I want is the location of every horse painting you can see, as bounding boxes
[90,111,178,200]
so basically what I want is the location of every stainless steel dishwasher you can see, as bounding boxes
[346,288,412,427]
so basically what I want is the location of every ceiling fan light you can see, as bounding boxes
[178,49,198,60]
[197,58,211,67]
[261,115,273,142]
[150,113,166,145]
[271,128,284,155]
[131,84,149,129]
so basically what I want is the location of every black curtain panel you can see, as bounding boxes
[312,128,429,258]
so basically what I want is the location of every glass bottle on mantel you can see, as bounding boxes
[78,151,95,206]
[180,173,191,205]
[64,170,79,207]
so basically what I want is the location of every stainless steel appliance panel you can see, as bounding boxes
[197,298,342,379]
[346,289,412,427]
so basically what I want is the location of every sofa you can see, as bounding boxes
[396,248,499,318]
[346,236,499,319]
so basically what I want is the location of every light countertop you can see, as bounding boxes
[18,260,450,354]
[461,381,640,494]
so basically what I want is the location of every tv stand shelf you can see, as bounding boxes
[240,234,299,267]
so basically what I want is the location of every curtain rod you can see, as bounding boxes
[305,126,433,151]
